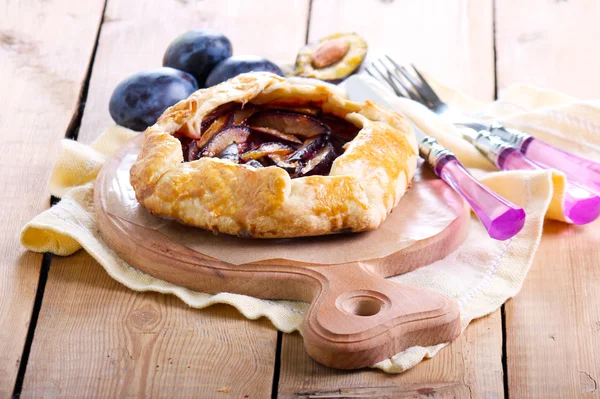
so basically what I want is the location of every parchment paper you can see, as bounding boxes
[105,145,464,265]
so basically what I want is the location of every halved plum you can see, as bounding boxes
[240,142,295,161]
[249,126,302,145]
[292,33,367,83]
[248,110,330,139]
[298,143,337,177]
[202,126,251,157]
[287,134,328,162]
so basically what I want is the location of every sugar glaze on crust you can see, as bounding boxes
[130,72,418,238]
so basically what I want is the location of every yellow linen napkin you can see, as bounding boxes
[21,80,599,372]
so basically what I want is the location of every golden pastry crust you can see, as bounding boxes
[130,72,418,238]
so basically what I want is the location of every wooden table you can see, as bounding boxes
[2,0,599,397]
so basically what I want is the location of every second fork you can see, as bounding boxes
[367,56,600,224]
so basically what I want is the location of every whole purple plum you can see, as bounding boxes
[109,67,198,131]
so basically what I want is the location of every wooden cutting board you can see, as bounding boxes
[94,137,469,369]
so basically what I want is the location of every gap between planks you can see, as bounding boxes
[20,1,309,397]
[270,3,313,396]
[11,252,52,399]
[275,1,503,398]
[10,0,109,396]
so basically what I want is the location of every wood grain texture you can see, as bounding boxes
[504,220,600,398]
[78,0,310,144]
[307,0,495,102]
[21,251,277,398]
[278,310,503,398]
[90,136,467,369]
[22,0,309,396]
[496,0,600,98]
[276,0,504,396]
[497,3,600,396]
[0,0,105,395]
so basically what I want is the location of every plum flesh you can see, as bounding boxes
[248,110,330,138]
[176,102,360,178]
[202,126,251,157]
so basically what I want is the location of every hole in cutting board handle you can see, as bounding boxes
[336,290,391,317]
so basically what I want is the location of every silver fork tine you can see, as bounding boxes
[380,61,423,103]
[366,61,421,102]
[408,64,446,106]
[366,64,402,97]
[384,56,444,108]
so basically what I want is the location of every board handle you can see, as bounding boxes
[302,263,460,369]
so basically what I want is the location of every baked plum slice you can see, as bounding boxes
[176,104,356,178]
[202,126,251,157]
[287,134,329,162]
[249,126,302,145]
[240,142,295,161]
[248,110,330,139]
[198,102,241,132]
[268,154,298,171]
[197,114,231,148]
[297,142,337,177]
[230,105,258,125]
[180,137,201,162]
[266,104,322,116]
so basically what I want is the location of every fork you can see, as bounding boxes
[345,76,526,240]
[367,57,600,225]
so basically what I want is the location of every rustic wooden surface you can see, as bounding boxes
[278,312,503,398]
[21,251,278,398]
[496,2,600,397]
[20,0,309,397]
[3,0,599,397]
[496,0,600,99]
[0,0,106,396]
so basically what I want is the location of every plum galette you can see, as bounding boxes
[130,72,417,238]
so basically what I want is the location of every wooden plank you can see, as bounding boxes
[277,0,504,397]
[21,252,278,398]
[496,0,600,98]
[0,0,105,395]
[504,221,600,398]
[278,310,503,398]
[306,0,495,101]
[22,0,309,396]
[497,2,600,396]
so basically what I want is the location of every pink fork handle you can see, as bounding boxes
[520,138,600,197]
[435,155,526,240]
[498,148,600,225]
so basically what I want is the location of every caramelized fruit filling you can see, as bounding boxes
[175,103,360,178]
